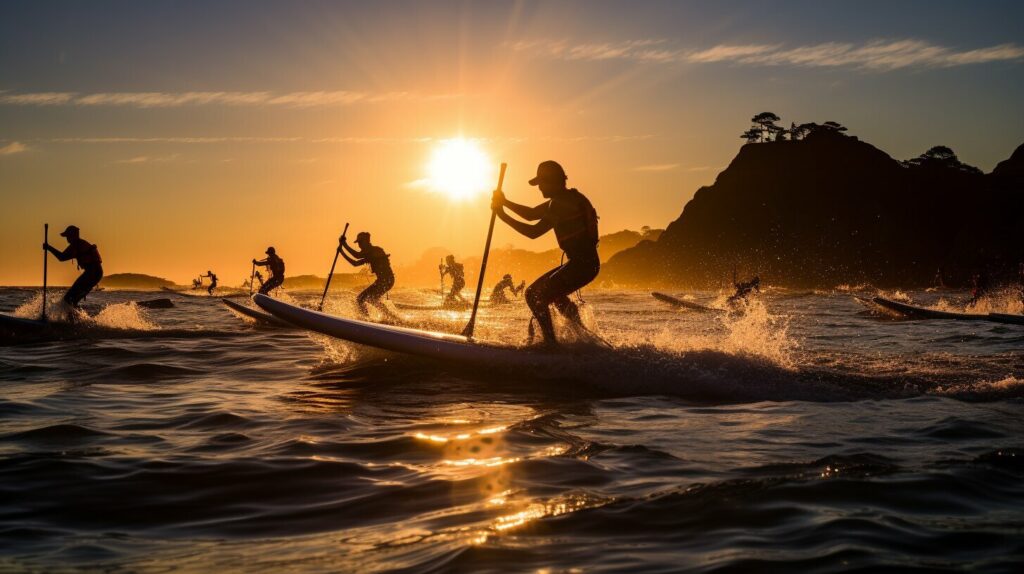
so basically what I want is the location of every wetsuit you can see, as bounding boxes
[524,188,600,342]
[46,238,103,306]
[356,246,395,315]
[255,254,285,295]
[491,277,523,304]
[443,262,466,304]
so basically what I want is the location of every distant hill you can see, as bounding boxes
[604,125,1024,288]
[100,273,175,289]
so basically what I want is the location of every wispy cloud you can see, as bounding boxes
[0,90,460,108]
[0,141,28,155]
[113,153,180,164]
[510,39,1024,70]
[633,163,679,172]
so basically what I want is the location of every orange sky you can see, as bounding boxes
[2,1,1022,285]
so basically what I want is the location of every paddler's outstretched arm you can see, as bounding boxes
[339,249,365,267]
[43,243,74,262]
[339,238,361,258]
[496,190,547,221]
[494,206,553,239]
[338,239,365,266]
[492,191,553,239]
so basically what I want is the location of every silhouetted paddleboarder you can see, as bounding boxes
[339,231,399,322]
[200,270,218,295]
[490,273,525,304]
[491,160,600,345]
[728,276,761,305]
[440,255,467,307]
[43,225,103,307]
[253,247,285,295]
[968,271,989,307]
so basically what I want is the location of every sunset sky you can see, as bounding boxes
[2,0,1022,285]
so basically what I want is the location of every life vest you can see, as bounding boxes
[73,238,102,266]
[269,255,285,277]
[550,188,599,256]
[449,262,465,281]
[366,246,393,277]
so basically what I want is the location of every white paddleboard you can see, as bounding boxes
[870,297,987,321]
[253,294,562,367]
[651,292,725,314]
[987,312,1024,326]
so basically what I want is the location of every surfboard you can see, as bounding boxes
[0,312,51,333]
[221,298,292,327]
[651,292,725,314]
[987,313,1024,326]
[253,294,562,367]
[870,297,988,321]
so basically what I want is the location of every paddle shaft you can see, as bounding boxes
[319,222,349,310]
[248,261,256,296]
[42,223,48,322]
[439,258,445,305]
[462,163,506,339]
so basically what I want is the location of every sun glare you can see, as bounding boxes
[425,138,492,201]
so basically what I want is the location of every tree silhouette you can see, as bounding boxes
[791,123,814,140]
[821,121,848,133]
[903,145,982,174]
[740,128,761,143]
[751,112,781,142]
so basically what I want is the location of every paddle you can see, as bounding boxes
[248,261,256,296]
[462,162,506,339]
[42,223,48,322]
[319,222,349,311]
[439,258,445,306]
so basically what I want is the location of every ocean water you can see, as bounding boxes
[1,286,1022,572]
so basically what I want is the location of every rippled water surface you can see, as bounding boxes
[1,286,1023,572]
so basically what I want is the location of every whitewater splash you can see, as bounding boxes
[634,297,797,369]
[13,292,158,331]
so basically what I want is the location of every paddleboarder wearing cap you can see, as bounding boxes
[339,231,399,321]
[253,247,285,295]
[491,160,600,345]
[43,225,103,307]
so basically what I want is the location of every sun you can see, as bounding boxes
[425,138,492,201]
